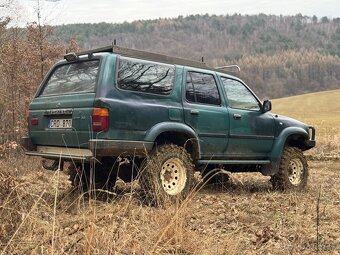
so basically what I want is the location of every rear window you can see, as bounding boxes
[40,60,100,96]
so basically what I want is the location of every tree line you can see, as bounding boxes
[53,14,340,98]
[0,13,78,146]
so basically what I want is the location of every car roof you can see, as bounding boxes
[74,45,241,78]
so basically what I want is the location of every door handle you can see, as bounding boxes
[190,109,200,115]
[233,114,242,120]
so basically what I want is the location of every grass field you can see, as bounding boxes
[1,89,340,254]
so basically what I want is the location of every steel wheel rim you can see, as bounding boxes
[288,158,304,185]
[160,158,187,195]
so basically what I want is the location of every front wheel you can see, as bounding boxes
[140,144,194,206]
[271,147,308,191]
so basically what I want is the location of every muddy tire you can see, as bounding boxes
[271,147,308,191]
[67,163,117,191]
[140,144,195,206]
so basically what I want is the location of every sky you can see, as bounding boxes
[8,0,340,26]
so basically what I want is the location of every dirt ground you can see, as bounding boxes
[0,157,339,254]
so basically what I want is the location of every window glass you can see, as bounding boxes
[186,72,220,105]
[41,60,99,96]
[117,57,175,95]
[221,77,260,111]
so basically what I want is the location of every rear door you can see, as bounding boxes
[182,69,229,158]
[29,59,101,148]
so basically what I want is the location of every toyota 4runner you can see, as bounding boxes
[21,45,316,204]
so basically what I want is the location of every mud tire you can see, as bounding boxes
[140,144,195,206]
[271,147,308,191]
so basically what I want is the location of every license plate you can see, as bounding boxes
[49,119,72,129]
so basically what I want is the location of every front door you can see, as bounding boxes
[183,70,229,158]
[219,77,275,159]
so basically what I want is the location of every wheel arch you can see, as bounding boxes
[262,127,309,176]
[145,122,201,160]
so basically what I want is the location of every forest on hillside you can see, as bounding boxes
[53,14,340,98]
[0,6,340,145]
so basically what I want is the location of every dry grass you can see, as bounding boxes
[1,90,340,254]
[1,156,340,254]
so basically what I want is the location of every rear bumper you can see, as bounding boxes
[26,145,93,160]
[21,137,153,161]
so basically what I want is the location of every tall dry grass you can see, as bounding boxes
[1,154,340,254]
[1,90,340,254]
[0,155,220,255]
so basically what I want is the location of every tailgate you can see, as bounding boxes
[28,60,100,148]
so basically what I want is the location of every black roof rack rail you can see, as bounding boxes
[76,45,215,70]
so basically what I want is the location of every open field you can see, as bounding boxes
[1,89,340,254]
[0,157,339,254]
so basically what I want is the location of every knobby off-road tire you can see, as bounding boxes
[271,147,308,191]
[67,163,117,192]
[140,144,195,207]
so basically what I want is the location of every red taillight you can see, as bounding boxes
[27,111,39,126]
[31,118,39,125]
[92,108,109,132]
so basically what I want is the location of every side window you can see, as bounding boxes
[185,72,221,105]
[221,77,261,111]
[117,57,175,95]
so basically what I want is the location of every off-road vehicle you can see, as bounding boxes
[21,45,316,204]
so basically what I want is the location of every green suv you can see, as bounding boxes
[21,46,316,203]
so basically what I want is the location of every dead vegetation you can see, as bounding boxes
[0,154,339,254]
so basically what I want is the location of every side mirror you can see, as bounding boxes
[262,100,272,113]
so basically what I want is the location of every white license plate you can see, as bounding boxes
[49,119,72,129]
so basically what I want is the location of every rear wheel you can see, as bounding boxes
[140,144,194,206]
[271,147,308,191]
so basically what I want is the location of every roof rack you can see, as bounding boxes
[76,45,238,74]
[77,45,211,70]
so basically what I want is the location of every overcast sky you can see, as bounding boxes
[12,0,340,26]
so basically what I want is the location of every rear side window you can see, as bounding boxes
[186,72,221,105]
[117,57,175,95]
[40,60,99,96]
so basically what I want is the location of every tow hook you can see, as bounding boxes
[41,159,64,171]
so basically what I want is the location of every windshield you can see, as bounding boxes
[40,60,100,96]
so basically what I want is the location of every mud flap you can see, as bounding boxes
[260,160,279,176]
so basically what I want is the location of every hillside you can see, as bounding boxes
[53,14,340,60]
[52,14,340,99]
[272,89,340,132]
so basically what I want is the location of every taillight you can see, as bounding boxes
[92,108,109,132]
[27,111,39,126]
[31,118,39,125]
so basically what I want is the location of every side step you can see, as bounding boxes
[197,159,271,165]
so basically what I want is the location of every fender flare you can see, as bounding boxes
[261,127,309,176]
[145,122,201,158]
